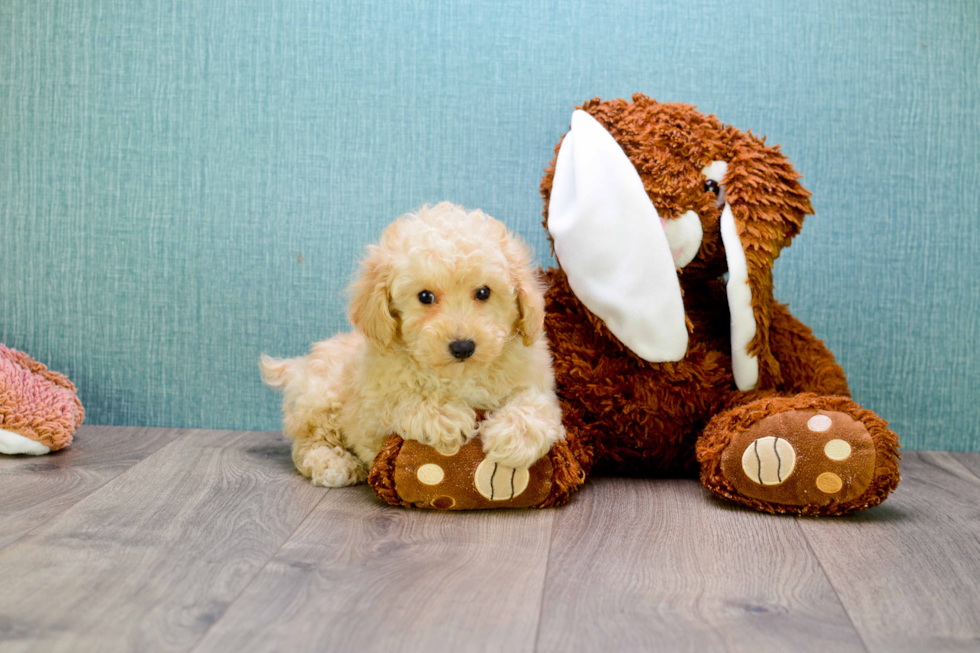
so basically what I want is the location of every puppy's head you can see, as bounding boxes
[349,202,544,376]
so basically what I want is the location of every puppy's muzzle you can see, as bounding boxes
[449,339,476,360]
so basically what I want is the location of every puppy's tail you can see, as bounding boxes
[259,354,296,389]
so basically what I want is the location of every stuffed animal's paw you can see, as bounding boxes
[369,435,579,510]
[699,395,900,516]
[0,344,84,454]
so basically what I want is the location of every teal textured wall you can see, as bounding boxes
[2,1,978,450]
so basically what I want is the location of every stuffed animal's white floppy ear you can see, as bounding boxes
[548,110,688,362]
[705,160,760,391]
[719,201,759,391]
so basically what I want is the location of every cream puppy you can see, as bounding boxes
[260,202,565,487]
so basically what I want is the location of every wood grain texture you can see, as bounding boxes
[0,429,324,653]
[952,451,980,479]
[191,485,555,653]
[535,477,865,653]
[799,451,980,652]
[0,425,181,550]
[3,430,980,653]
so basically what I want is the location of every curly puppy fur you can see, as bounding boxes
[260,202,565,487]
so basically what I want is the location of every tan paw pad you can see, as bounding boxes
[823,439,852,461]
[431,496,456,509]
[474,459,530,501]
[807,414,832,432]
[741,436,796,486]
[815,472,843,494]
[416,463,445,485]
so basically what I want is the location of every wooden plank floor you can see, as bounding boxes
[1,426,978,653]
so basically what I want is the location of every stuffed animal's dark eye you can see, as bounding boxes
[705,179,720,195]
[418,290,435,305]
[475,286,491,301]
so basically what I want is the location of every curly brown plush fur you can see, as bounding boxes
[368,435,412,507]
[538,95,900,515]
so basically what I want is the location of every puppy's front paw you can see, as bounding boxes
[480,409,562,469]
[399,402,478,456]
[302,445,368,487]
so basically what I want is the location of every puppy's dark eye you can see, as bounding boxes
[475,286,491,301]
[705,179,720,195]
[418,290,435,305]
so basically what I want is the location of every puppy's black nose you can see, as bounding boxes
[449,339,476,360]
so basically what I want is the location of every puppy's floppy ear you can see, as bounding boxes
[348,239,398,353]
[515,271,546,347]
[721,132,813,390]
[503,233,545,346]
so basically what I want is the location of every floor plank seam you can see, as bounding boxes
[531,504,560,653]
[794,516,871,653]
[929,451,980,485]
[184,487,333,653]
[961,457,980,482]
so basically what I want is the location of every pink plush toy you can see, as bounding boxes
[0,345,84,455]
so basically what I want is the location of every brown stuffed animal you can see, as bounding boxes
[538,95,900,516]
[371,95,900,515]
